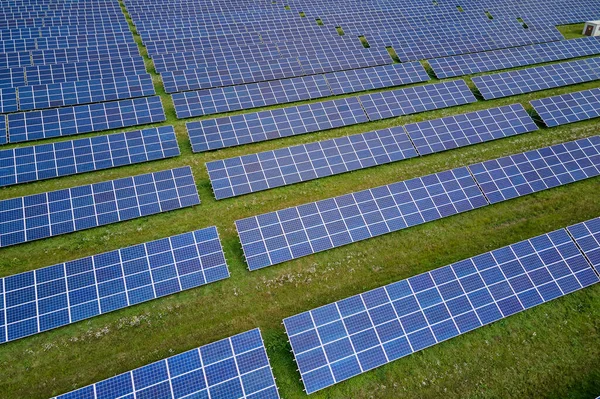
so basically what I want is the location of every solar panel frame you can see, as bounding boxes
[283,227,599,394]
[186,97,369,153]
[0,126,180,187]
[50,328,280,399]
[0,166,200,248]
[7,96,166,143]
[235,166,489,270]
[468,136,600,204]
[530,88,600,127]
[0,226,229,343]
[206,126,419,200]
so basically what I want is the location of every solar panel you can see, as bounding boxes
[207,127,418,200]
[0,87,18,114]
[283,227,599,394]
[324,62,430,95]
[0,116,6,145]
[530,88,600,127]
[568,217,600,274]
[17,74,156,111]
[50,328,280,399]
[186,97,368,153]
[358,80,477,121]
[0,226,228,343]
[0,66,26,89]
[8,96,166,143]
[236,167,488,270]
[0,166,200,248]
[472,57,600,100]
[468,136,600,204]
[404,104,539,155]
[0,126,180,187]
[172,75,332,118]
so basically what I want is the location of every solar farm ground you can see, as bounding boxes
[0,5,599,399]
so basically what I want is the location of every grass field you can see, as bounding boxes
[0,8,598,399]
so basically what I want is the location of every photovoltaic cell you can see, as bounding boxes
[0,67,26,89]
[0,166,200,248]
[568,217,600,274]
[404,104,538,155]
[186,97,368,153]
[283,228,599,394]
[8,96,166,143]
[358,80,477,121]
[0,87,18,114]
[530,88,600,127]
[17,74,156,111]
[236,167,488,270]
[0,116,6,145]
[207,127,418,200]
[0,226,228,343]
[472,57,600,100]
[0,126,180,187]
[468,136,600,204]
[51,328,280,399]
[324,62,430,95]
[172,75,331,118]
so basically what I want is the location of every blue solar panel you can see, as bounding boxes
[358,80,477,121]
[530,88,600,127]
[568,217,600,274]
[0,116,6,145]
[0,87,18,114]
[236,167,488,270]
[17,74,156,111]
[172,75,331,118]
[7,96,166,143]
[0,226,228,343]
[404,104,538,155]
[0,166,200,248]
[472,57,600,100]
[186,97,368,153]
[468,136,600,204]
[207,126,418,200]
[51,328,280,399]
[0,126,180,187]
[0,66,26,89]
[324,62,430,95]
[283,227,599,394]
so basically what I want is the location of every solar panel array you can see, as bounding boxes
[0,126,179,187]
[283,227,600,393]
[429,36,600,78]
[472,57,600,100]
[568,217,600,273]
[469,136,600,204]
[0,226,228,343]
[236,167,488,270]
[207,104,538,199]
[51,328,281,399]
[0,166,200,248]
[530,88,600,127]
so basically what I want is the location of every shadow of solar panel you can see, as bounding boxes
[207,126,418,199]
[0,87,18,114]
[0,166,200,248]
[172,75,332,118]
[358,80,476,121]
[0,226,228,343]
[0,126,180,187]
[530,88,600,127]
[324,62,430,95]
[468,136,600,204]
[405,104,538,155]
[283,227,599,394]
[17,74,156,111]
[236,167,488,270]
[50,328,280,399]
[429,36,600,78]
[472,57,600,100]
[0,67,26,89]
[568,217,600,274]
[186,97,368,153]
[7,96,166,143]
[0,116,6,145]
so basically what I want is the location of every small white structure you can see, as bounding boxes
[583,21,600,36]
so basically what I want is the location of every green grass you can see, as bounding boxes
[0,6,599,399]
[557,23,586,39]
